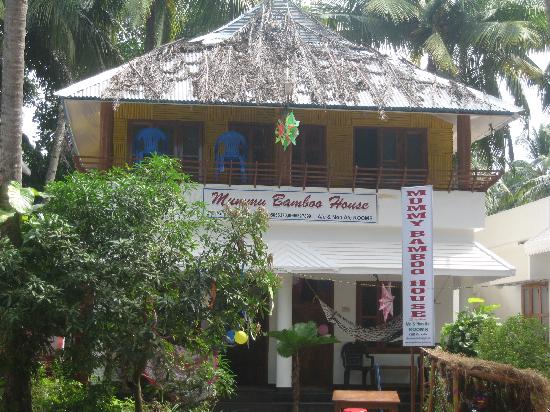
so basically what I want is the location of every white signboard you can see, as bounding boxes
[203,188,377,223]
[401,185,435,347]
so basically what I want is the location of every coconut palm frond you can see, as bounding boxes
[364,0,420,23]
[468,20,543,51]
[520,173,550,201]
[423,31,458,75]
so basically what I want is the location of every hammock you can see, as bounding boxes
[319,299,403,343]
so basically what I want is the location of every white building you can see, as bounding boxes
[473,197,550,334]
[56,0,516,389]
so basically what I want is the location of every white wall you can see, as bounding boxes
[475,197,550,284]
[194,185,486,231]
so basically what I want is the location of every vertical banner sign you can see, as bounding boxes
[401,185,434,347]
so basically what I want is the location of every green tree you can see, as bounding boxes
[476,315,550,377]
[1,156,278,412]
[269,322,338,412]
[486,124,550,214]
[0,0,29,206]
[440,297,499,357]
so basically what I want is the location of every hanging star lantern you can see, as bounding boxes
[378,282,395,322]
[275,111,300,150]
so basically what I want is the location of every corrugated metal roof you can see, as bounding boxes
[267,240,515,277]
[55,0,521,118]
[525,227,550,256]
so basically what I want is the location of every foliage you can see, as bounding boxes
[475,315,550,377]
[269,321,338,357]
[1,156,277,411]
[440,297,499,357]
[486,124,550,214]
[32,367,135,412]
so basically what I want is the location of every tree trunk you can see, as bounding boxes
[292,353,300,412]
[144,0,161,52]
[545,0,550,29]
[133,369,144,412]
[3,332,33,412]
[0,0,29,205]
[44,104,66,184]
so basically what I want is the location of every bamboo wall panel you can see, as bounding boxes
[111,103,454,186]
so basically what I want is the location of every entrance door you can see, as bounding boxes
[226,317,268,386]
[292,278,334,388]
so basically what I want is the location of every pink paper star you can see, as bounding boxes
[378,282,395,322]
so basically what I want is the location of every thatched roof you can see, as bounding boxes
[424,348,550,412]
[56,0,520,118]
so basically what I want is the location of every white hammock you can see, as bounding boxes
[319,299,402,342]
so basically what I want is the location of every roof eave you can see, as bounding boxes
[58,95,522,118]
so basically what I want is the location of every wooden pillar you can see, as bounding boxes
[100,101,114,169]
[452,369,460,412]
[410,349,416,412]
[457,115,471,190]
[427,360,436,412]
[277,145,292,186]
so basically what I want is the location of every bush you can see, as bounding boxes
[475,315,550,377]
[32,366,135,412]
[440,298,498,356]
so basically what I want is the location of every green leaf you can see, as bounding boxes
[7,181,35,214]
[0,209,16,224]
[268,321,339,358]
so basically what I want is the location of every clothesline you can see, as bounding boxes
[290,272,533,290]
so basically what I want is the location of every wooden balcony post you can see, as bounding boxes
[99,102,114,169]
[457,115,472,190]
[452,369,460,412]
[277,145,291,186]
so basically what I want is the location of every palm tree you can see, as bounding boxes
[486,125,550,214]
[0,0,28,204]
[316,0,550,168]
[124,0,259,52]
[269,322,338,412]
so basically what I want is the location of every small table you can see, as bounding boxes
[332,390,400,412]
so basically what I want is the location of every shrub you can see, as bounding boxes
[440,298,498,356]
[475,315,550,377]
[32,367,135,412]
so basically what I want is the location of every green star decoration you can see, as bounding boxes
[275,111,300,150]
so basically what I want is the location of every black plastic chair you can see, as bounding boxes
[341,342,375,386]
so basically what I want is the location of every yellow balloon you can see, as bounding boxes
[235,330,248,345]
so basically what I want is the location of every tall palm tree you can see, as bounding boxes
[486,125,550,213]
[124,0,258,52]
[316,0,550,167]
[0,0,28,204]
[21,0,129,184]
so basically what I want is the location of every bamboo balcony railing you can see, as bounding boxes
[73,155,502,192]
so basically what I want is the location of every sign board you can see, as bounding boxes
[401,185,435,347]
[203,188,377,223]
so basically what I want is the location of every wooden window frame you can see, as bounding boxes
[291,124,327,166]
[356,281,403,348]
[127,120,204,162]
[353,127,428,169]
[522,282,549,325]
[228,121,275,164]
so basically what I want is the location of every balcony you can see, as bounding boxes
[73,155,502,192]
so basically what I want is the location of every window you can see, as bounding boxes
[129,121,203,161]
[354,128,427,169]
[292,125,326,165]
[228,122,275,163]
[522,282,549,327]
[356,281,402,328]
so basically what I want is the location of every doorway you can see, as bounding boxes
[226,316,269,386]
[292,278,334,388]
